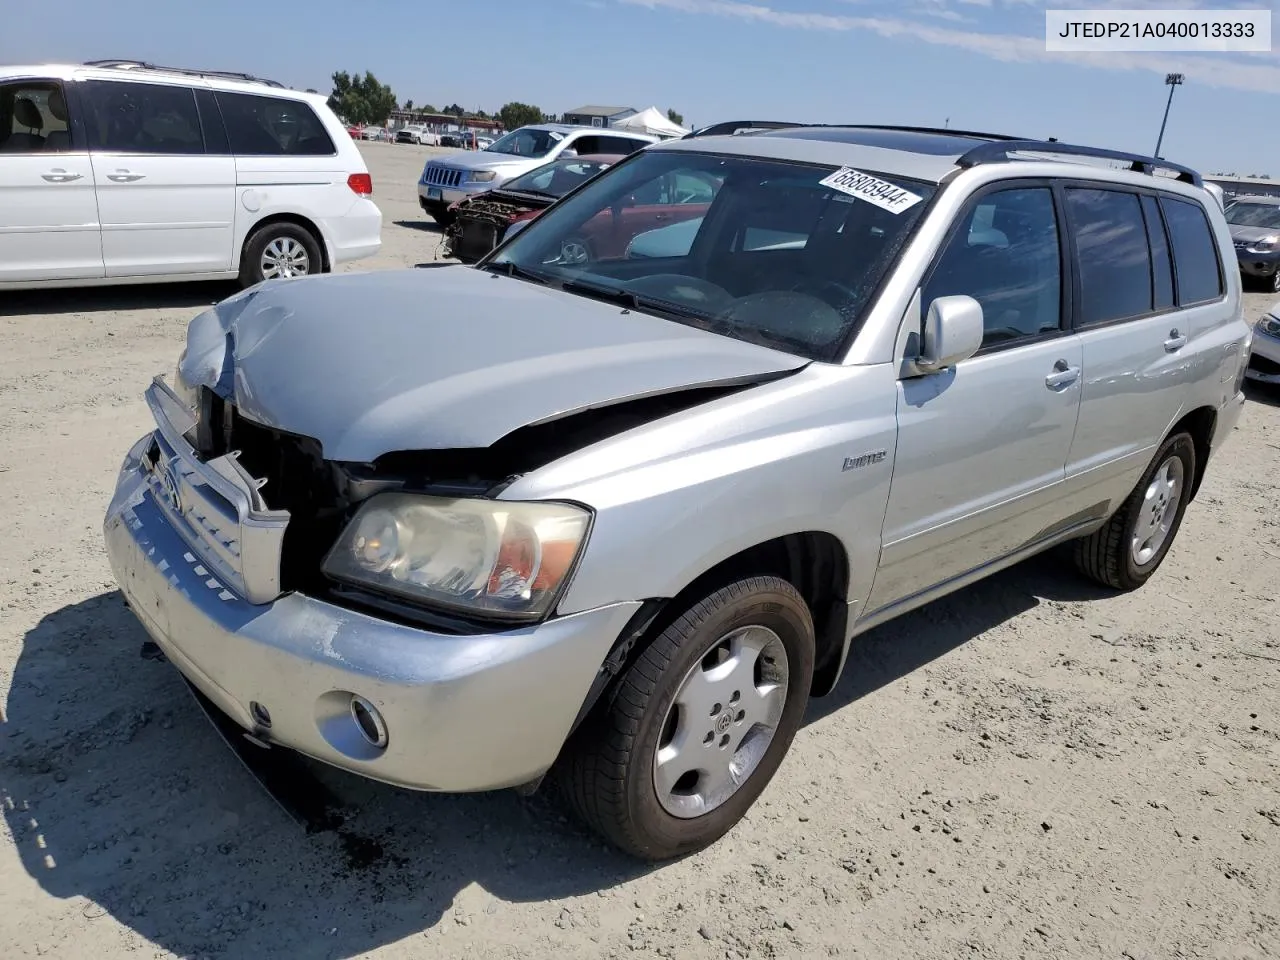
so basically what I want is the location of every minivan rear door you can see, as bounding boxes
[82,78,236,277]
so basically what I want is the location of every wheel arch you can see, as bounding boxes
[577,531,852,728]
[1167,404,1217,502]
[240,213,332,273]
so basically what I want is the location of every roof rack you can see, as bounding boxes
[815,123,1029,142]
[683,120,805,139]
[957,138,1201,185]
[83,59,285,89]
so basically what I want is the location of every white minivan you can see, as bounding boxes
[0,60,381,290]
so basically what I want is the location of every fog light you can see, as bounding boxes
[349,695,389,748]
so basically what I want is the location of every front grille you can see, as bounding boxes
[422,163,463,187]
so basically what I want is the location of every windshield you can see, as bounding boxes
[487,149,936,361]
[483,127,563,159]
[1225,201,1280,229]
[502,158,612,197]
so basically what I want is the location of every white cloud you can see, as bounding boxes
[619,0,1280,92]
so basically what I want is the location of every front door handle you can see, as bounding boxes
[1045,359,1080,390]
[107,171,145,183]
[41,170,83,183]
[1164,328,1188,352]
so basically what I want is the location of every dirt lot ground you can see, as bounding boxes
[1,141,1278,960]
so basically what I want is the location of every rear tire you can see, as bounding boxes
[559,576,815,861]
[1072,431,1196,590]
[239,222,322,288]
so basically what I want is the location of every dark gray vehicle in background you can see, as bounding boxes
[1223,194,1280,291]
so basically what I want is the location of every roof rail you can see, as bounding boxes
[956,138,1201,185]
[82,59,285,89]
[682,120,806,139]
[821,124,1029,142]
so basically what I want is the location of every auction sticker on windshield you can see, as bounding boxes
[819,168,923,214]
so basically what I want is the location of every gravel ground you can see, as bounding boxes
[1,141,1278,960]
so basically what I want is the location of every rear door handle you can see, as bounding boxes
[1164,328,1188,352]
[1045,359,1080,390]
[41,170,82,183]
[107,171,145,183]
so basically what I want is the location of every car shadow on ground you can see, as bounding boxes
[1,552,1107,958]
[1243,380,1280,408]
[0,281,240,318]
[394,218,445,235]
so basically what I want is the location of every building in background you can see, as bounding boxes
[561,105,636,128]
[1205,174,1280,202]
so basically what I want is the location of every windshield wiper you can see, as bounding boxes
[482,260,549,284]
[559,278,641,310]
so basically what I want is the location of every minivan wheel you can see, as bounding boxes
[560,577,814,861]
[240,223,322,287]
[1270,269,1280,293]
[1072,432,1196,591]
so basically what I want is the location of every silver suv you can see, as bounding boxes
[104,125,1251,861]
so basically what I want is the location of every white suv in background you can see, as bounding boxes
[0,60,382,290]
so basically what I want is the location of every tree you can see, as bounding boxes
[667,108,684,127]
[404,99,414,113]
[444,103,465,118]
[499,102,544,131]
[327,70,397,126]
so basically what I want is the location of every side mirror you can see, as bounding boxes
[560,147,578,158]
[917,295,984,372]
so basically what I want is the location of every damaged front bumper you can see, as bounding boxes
[102,383,642,793]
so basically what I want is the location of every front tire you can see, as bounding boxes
[560,577,815,861]
[1072,431,1196,590]
[239,223,322,288]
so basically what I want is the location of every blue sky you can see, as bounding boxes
[6,0,1278,174]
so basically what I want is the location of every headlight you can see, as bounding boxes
[468,170,498,183]
[322,493,592,621]
[1258,314,1280,339]
[1249,236,1279,253]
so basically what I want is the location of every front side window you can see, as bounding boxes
[1161,195,1224,305]
[214,92,335,156]
[0,81,74,153]
[1066,187,1152,326]
[489,150,936,360]
[923,187,1063,347]
[83,80,203,155]
[484,127,561,158]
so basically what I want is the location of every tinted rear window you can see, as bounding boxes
[214,92,335,156]
[83,80,204,155]
[1160,196,1223,305]
[1066,188,1152,326]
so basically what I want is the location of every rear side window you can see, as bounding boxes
[1065,188,1152,326]
[83,80,204,155]
[1140,195,1174,310]
[1160,196,1224,304]
[596,135,648,155]
[214,92,336,156]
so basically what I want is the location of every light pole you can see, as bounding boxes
[1154,72,1184,158]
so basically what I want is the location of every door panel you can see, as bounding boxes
[81,79,236,276]
[866,183,1082,612]
[0,154,102,282]
[91,154,236,275]
[0,79,102,282]
[1062,187,1197,489]
[868,336,1085,610]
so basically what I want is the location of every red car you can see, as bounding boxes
[444,158,720,265]
[346,125,361,139]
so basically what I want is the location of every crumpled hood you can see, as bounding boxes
[1229,224,1280,244]
[179,267,807,463]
